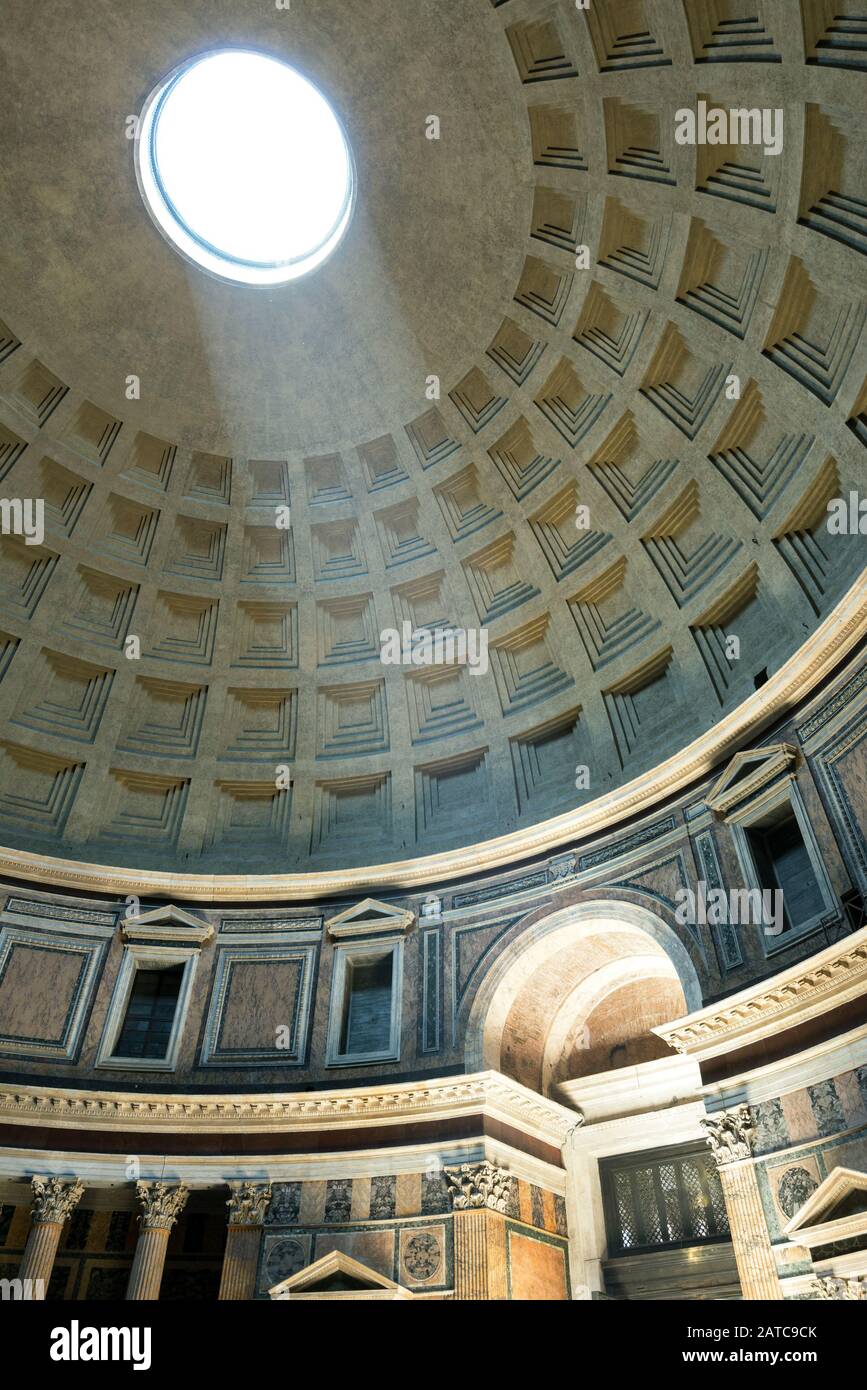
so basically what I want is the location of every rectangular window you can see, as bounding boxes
[601,1144,730,1257]
[746,810,825,931]
[96,945,198,1072]
[339,952,393,1056]
[326,940,402,1066]
[113,964,184,1060]
[729,780,839,954]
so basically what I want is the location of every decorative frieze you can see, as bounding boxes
[219,916,322,934]
[578,817,677,872]
[452,871,548,910]
[5,898,116,928]
[798,664,867,746]
[0,1071,576,1145]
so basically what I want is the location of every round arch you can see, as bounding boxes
[464,900,703,1094]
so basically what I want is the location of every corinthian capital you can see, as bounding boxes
[444,1161,515,1214]
[810,1277,865,1301]
[226,1182,272,1227]
[701,1106,753,1166]
[30,1176,85,1225]
[135,1181,189,1231]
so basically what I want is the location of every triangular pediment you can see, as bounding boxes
[121,903,213,945]
[326,897,414,939]
[706,743,798,816]
[269,1250,413,1300]
[784,1167,867,1246]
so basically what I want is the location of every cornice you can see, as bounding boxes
[0,577,860,901]
[654,926,867,1061]
[0,1069,576,1147]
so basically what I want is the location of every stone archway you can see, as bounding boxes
[464,900,701,1096]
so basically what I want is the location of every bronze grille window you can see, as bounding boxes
[601,1144,730,1256]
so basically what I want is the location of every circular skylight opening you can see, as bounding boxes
[136,49,355,285]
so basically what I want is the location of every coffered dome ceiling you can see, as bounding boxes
[0,0,863,880]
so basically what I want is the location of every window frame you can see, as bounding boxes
[727,777,839,956]
[325,937,403,1068]
[95,944,199,1072]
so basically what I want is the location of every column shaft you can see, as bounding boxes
[18,1221,62,1298]
[126,1226,172,1301]
[219,1225,262,1301]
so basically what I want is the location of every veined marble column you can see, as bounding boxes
[446,1162,512,1301]
[126,1182,189,1301]
[19,1177,85,1299]
[219,1183,271,1301]
[703,1106,783,1301]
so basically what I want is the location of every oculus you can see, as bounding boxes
[136,49,355,285]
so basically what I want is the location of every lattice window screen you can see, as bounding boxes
[602,1145,730,1256]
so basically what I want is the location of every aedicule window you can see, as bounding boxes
[746,810,825,932]
[114,964,184,1060]
[326,940,403,1067]
[729,779,838,953]
[96,944,199,1072]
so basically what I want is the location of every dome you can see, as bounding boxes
[0,0,866,1320]
[0,0,862,886]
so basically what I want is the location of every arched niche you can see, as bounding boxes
[464,900,702,1097]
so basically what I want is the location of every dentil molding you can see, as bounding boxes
[654,926,867,1061]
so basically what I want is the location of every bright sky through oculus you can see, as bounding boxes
[137,50,355,285]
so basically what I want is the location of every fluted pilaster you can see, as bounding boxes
[446,1163,513,1300]
[703,1107,783,1301]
